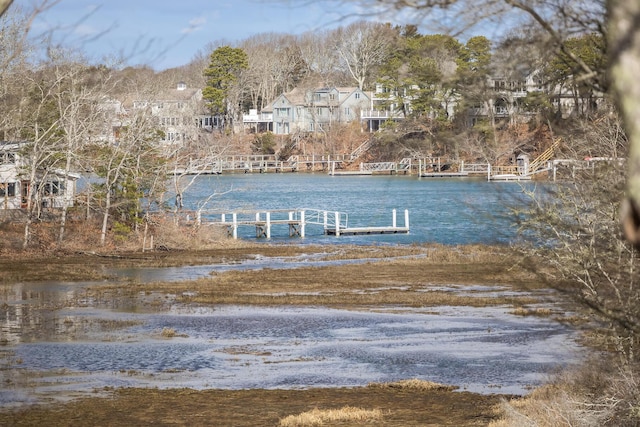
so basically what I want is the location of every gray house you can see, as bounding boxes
[248,86,372,135]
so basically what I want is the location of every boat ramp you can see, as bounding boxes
[189,208,409,239]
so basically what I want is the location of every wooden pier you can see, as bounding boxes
[192,208,409,239]
[324,209,409,236]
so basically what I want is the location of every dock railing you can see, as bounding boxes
[186,208,407,239]
[193,208,349,239]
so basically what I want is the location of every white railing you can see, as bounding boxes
[360,162,397,172]
[360,110,403,119]
[192,208,349,239]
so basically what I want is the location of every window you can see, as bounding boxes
[165,132,180,141]
[309,123,314,131]
[355,92,360,99]
[277,108,289,117]
[44,181,63,196]
[344,107,351,116]
[0,182,15,197]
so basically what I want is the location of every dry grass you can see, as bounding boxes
[278,406,384,426]
[489,357,640,427]
[160,327,177,338]
[159,327,188,338]
[0,386,504,426]
[510,306,553,317]
[367,378,458,392]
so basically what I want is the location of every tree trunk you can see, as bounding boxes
[100,188,110,246]
[58,155,72,243]
[611,0,640,245]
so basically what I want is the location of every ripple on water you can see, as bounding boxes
[2,304,584,407]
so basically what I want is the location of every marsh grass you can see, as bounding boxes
[159,327,188,338]
[81,244,550,310]
[278,406,384,426]
[510,306,553,317]
[367,378,458,392]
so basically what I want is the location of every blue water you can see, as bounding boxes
[171,173,531,245]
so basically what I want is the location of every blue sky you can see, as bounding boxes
[20,0,372,70]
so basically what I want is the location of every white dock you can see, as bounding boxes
[324,209,409,236]
[190,208,409,239]
[420,172,470,178]
[330,170,373,176]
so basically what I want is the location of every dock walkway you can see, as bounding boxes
[190,208,409,239]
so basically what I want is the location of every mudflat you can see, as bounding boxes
[0,243,564,426]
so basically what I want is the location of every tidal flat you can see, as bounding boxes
[0,243,586,426]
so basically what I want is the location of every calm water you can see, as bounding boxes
[172,173,529,245]
[1,174,578,407]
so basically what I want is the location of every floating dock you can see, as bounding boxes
[330,170,373,176]
[325,209,409,236]
[420,172,470,178]
[489,173,532,182]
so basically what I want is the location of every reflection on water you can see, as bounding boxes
[1,280,582,407]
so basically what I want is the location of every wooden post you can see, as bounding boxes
[221,213,226,223]
[197,210,201,226]
[404,209,409,230]
[300,210,305,238]
[232,213,238,239]
[288,211,296,237]
[334,211,340,236]
[487,164,491,181]
[392,209,397,228]
[323,210,328,233]
[266,211,271,239]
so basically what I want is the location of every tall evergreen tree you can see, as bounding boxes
[202,46,248,131]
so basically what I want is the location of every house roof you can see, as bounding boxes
[270,86,365,109]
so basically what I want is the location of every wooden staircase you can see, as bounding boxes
[527,138,561,175]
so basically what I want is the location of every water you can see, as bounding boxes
[1,175,579,407]
[2,301,580,405]
[170,173,529,245]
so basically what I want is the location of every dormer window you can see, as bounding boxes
[177,82,187,91]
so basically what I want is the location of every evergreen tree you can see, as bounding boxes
[202,46,248,131]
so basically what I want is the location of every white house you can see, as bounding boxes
[0,142,79,211]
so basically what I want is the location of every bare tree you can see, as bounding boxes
[47,49,119,242]
[241,33,305,109]
[297,29,347,86]
[333,21,395,90]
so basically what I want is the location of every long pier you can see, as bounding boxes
[190,208,409,239]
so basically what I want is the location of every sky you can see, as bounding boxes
[18,0,376,70]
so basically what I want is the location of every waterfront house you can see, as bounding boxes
[0,142,79,211]
[244,86,372,135]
